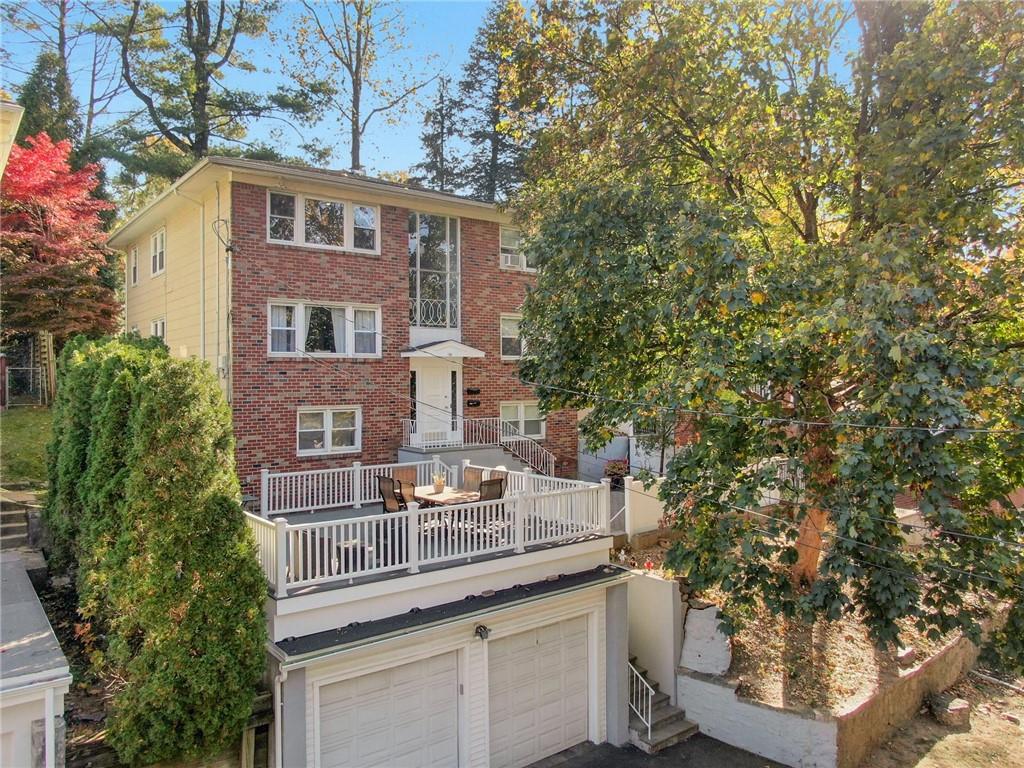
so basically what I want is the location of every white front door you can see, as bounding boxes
[317,651,459,768]
[411,359,462,447]
[488,616,590,768]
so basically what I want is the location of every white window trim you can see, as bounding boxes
[266,189,381,256]
[499,226,535,273]
[129,246,139,286]
[500,400,546,439]
[150,229,165,277]
[500,313,524,361]
[296,406,363,456]
[150,317,166,340]
[266,300,382,359]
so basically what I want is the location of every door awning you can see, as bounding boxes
[400,340,486,359]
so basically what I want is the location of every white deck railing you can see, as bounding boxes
[401,417,556,476]
[244,482,609,596]
[463,462,595,495]
[260,459,453,516]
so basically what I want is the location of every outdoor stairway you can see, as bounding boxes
[0,493,33,549]
[628,655,698,755]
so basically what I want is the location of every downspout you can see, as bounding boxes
[215,180,222,380]
[273,665,288,768]
[225,171,234,402]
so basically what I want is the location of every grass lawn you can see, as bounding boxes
[1,406,52,486]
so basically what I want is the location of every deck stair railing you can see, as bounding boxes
[628,661,655,740]
[400,416,556,476]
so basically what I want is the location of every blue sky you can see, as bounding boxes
[2,1,492,176]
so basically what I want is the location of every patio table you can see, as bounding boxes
[412,485,479,506]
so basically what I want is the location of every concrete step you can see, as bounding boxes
[1,532,29,549]
[1,519,27,536]
[629,716,699,755]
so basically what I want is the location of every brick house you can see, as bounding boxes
[107,157,696,767]
[108,156,578,496]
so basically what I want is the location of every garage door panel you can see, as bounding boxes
[319,652,458,768]
[489,616,590,768]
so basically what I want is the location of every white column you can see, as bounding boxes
[514,492,526,553]
[623,475,634,537]
[44,686,55,768]
[599,478,612,534]
[274,518,289,597]
[406,503,420,574]
[260,469,270,517]
[352,461,362,508]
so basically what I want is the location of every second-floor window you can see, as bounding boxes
[500,315,523,359]
[151,317,166,340]
[268,301,381,357]
[268,191,379,254]
[150,229,165,276]
[130,247,138,285]
[500,227,536,272]
[409,213,459,328]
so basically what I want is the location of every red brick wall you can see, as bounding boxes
[459,218,578,477]
[229,181,578,493]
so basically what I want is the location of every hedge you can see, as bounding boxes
[46,338,266,766]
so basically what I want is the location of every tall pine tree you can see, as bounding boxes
[15,49,82,146]
[411,76,463,193]
[457,1,526,203]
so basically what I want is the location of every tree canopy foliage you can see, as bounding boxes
[0,133,120,341]
[511,0,1024,658]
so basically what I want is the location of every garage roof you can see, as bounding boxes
[274,565,630,665]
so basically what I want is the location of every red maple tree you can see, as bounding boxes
[1,133,120,340]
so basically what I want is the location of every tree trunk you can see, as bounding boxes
[791,506,828,586]
[351,80,362,172]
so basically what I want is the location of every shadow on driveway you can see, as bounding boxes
[530,735,787,768]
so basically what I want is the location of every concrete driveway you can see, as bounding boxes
[530,736,787,768]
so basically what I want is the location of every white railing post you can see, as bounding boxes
[623,475,633,536]
[274,517,289,597]
[260,469,270,517]
[514,492,526,553]
[407,503,420,574]
[600,478,612,534]
[432,454,442,482]
[461,458,471,488]
[523,467,534,497]
[352,461,362,508]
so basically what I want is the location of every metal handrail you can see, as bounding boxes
[628,661,654,740]
[401,416,556,475]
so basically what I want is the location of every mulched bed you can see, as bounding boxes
[36,575,114,745]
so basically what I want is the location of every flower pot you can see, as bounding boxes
[433,480,445,494]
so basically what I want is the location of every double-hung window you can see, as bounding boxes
[267,191,379,254]
[129,247,138,286]
[500,227,536,272]
[500,315,523,359]
[150,317,166,340]
[296,407,362,455]
[500,401,545,439]
[267,301,380,357]
[150,229,165,276]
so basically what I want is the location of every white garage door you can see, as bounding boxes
[318,651,459,768]
[489,616,589,768]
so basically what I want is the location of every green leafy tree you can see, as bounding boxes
[456,0,527,202]
[513,0,1024,660]
[411,76,464,193]
[107,357,266,764]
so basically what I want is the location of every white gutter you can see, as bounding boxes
[274,571,630,672]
